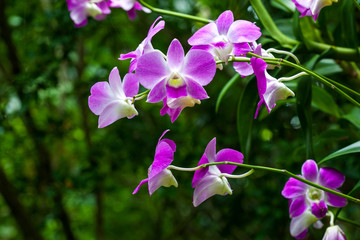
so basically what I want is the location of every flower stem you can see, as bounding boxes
[220,169,254,179]
[242,53,360,108]
[168,162,360,204]
[139,0,211,24]
[337,216,360,228]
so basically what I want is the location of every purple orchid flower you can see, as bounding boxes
[135,38,216,103]
[192,138,244,207]
[188,10,261,72]
[282,160,347,239]
[251,44,295,118]
[108,0,150,20]
[133,130,178,196]
[323,225,347,240]
[292,0,337,21]
[88,67,139,128]
[160,96,201,123]
[119,16,165,73]
[66,0,111,27]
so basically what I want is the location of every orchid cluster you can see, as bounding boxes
[132,130,252,208]
[88,11,301,127]
[66,0,149,27]
[65,1,357,239]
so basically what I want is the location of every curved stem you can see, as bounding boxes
[168,161,360,204]
[220,169,254,179]
[139,0,211,24]
[278,72,308,82]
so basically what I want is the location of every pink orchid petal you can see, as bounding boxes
[167,39,185,71]
[290,211,318,238]
[233,42,252,55]
[325,192,347,207]
[166,84,187,98]
[132,178,149,194]
[289,196,307,218]
[186,78,209,100]
[183,50,216,86]
[98,100,137,128]
[301,159,318,182]
[233,62,254,77]
[147,79,166,103]
[88,82,114,115]
[123,73,139,97]
[188,22,219,46]
[319,167,345,189]
[205,138,217,163]
[215,10,233,35]
[136,51,169,89]
[192,153,210,188]
[311,201,328,218]
[227,20,261,43]
[193,174,230,207]
[215,149,243,174]
[282,177,307,199]
[109,67,125,99]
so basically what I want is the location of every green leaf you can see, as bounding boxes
[318,141,360,164]
[296,78,314,159]
[237,76,257,157]
[311,85,340,118]
[348,180,360,196]
[342,107,360,129]
[313,59,342,76]
[215,73,240,113]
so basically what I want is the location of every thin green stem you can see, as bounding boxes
[168,161,360,204]
[139,0,211,24]
[337,216,360,228]
[243,53,360,108]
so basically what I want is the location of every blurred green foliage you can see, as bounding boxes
[0,0,359,239]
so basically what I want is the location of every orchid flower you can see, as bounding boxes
[133,130,178,196]
[108,0,150,20]
[250,45,295,118]
[160,96,201,123]
[282,160,347,239]
[66,0,111,27]
[135,38,216,104]
[188,10,261,71]
[292,0,338,21]
[88,67,139,128]
[119,16,165,73]
[322,225,347,240]
[192,138,244,207]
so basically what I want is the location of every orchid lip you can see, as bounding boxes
[167,72,185,88]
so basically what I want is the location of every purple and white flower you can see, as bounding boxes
[192,138,244,207]
[251,44,295,118]
[133,130,178,196]
[282,160,347,239]
[88,67,139,128]
[109,0,150,20]
[66,0,111,27]
[119,16,165,73]
[292,0,338,21]
[135,38,216,103]
[188,10,261,71]
[322,225,347,240]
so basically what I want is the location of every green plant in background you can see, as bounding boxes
[0,0,359,239]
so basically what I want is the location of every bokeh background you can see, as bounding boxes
[0,0,359,239]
